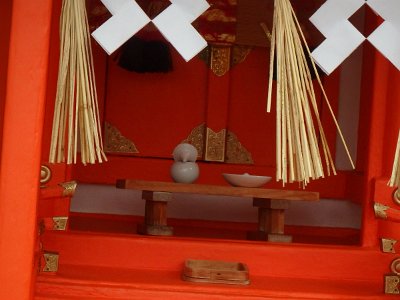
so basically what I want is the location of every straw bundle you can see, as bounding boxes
[389,130,400,188]
[265,0,354,186]
[49,0,106,164]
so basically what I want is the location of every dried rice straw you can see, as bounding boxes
[265,0,354,187]
[49,0,106,164]
[389,130,400,188]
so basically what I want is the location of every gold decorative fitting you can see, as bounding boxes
[226,131,254,164]
[182,123,206,159]
[374,202,389,219]
[40,165,51,187]
[391,258,400,275]
[183,124,253,164]
[42,252,59,272]
[53,217,68,230]
[59,181,78,197]
[205,128,226,162]
[394,189,400,206]
[231,45,252,67]
[210,46,231,76]
[200,45,252,75]
[385,275,400,294]
[104,122,139,154]
[382,238,397,253]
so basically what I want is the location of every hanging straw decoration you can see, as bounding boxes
[264,0,354,187]
[49,0,106,165]
[389,130,400,188]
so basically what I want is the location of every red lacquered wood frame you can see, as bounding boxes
[0,0,53,299]
[0,0,400,299]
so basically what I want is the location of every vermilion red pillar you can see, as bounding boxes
[0,0,53,299]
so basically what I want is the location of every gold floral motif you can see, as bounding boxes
[42,252,59,272]
[385,276,400,294]
[53,217,68,231]
[205,128,226,162]
[59,181,77,197]
[210,46,231,76]
[104,122,139,154]
[182,123,206,159]
[374,202,389,219]
[226,131,253,164]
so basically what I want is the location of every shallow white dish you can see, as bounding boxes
[222,173,272,188]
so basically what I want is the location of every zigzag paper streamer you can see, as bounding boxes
[309,0,365,75]
[92,0,209,61]
[367,0,400,71]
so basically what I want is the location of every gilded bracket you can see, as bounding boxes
[226,131,254,164]
[382,238,397,253]
[104,122,139,154]
[181,123,206,159]
[210,46,231,76]
[385,275,400,294]
[59,181,78,197]
[42,252,59,273]
[385,258,400,294]
[183,123,253,164]
[205,127,226,162]
[374,202,389,219]
[201,45,252,76]
[39,217,68,233]
[53,216,68,230]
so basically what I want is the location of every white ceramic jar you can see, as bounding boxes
[170,161,199,183]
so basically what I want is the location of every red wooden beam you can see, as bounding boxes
[0,0,53,298]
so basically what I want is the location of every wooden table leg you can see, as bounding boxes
[138,191,173,236]
[247,198,292,243]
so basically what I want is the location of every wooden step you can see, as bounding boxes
[36,263,398,300]
[36,231,393,299]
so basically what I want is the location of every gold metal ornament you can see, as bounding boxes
[205,127,226,162]
[104,122,139,154]
[385,275,400,294]
[42,252,59,272]
[382,238,397,253]
[374,202,389,219]
[391,258,400,275]
[182,123,206,159]
[53,216,68,230]
[226,131,253,164]
[231,45,252,67]
[59,180,77,197]
[199,45,252,76]
[40,165,52,187]
[210,46,231,76]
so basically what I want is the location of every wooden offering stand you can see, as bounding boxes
[116,180,319,242]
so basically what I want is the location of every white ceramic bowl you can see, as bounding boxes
[222,173,271,188]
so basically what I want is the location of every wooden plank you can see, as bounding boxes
[117,180,319,201]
